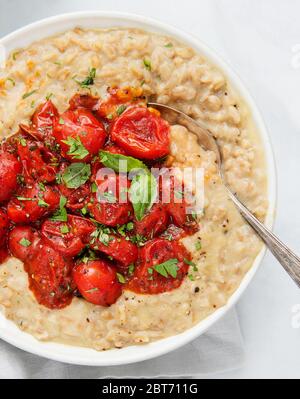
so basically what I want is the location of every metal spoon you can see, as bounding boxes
[148,101,300,288]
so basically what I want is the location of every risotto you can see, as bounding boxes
[0,28,267,350]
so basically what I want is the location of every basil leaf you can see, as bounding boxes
[153,258,179,278]
[99,151,148,173]
[61,136,89,160]
[19,238,31,247]
[129,171,157,221]
[62,163,91,189]
[99,151,157,221]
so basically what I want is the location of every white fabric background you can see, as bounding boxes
[0,0,300,378]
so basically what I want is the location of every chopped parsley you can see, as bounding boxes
[116,104,127,116]
[75,67,96,88]
[22,90,37,99]
[50,196,68,222]
[61,136,89,160]
[143,59,152,71]
[164,42,173,48]
[152,258,179,278]
[195,240,202,251]
[19,238,31,247]
[38,199,49,208]
[60,225,69,234]
[116,273,126,284]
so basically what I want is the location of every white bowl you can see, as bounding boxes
[0,11,276,366]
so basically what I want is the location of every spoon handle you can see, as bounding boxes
[226,187,300,287]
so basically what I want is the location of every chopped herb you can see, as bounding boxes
[140,80,145,86]
[128,264,135,275]
[50,196,68,222]
[30,100,35,108]
[19,138,27,147]
[99,191,117,203]
[148,267,153,275]
[164,42,173,48]
[107,113,113,120]
[16,197,33,201]
[116,273,126,284]
[75,67,96,88]
[7,77,15,86]
[62,163,91,189]
[116,104,127,116]
[54,61,62,66]
[59,117,65,124]
[38,182,46,192]
[195,241,202,251]
[174,190,184,199]
[85,287,99,293]
[46,93,53,100]
[143,59,152,71]
[184,258,198,272]
[19,238,31,247]
[38,199,49,208]
[188,274,195,281]
[60,225,69,234]
[91,182,98,193]
[61,136,89,160]
[130,234,147,247]
[153,258,178,278]
[22,90,37,99]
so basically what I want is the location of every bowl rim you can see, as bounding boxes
[0,11,277,366]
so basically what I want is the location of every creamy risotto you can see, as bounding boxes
[0,28,267,350]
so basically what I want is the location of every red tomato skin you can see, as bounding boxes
[17,141,57,183]
[73,260,122,306]
[20,100,59,142]
[25,241,74,309]
[58,182,91,212]
[7,184,60,224]
[134,204,169,239]
[53,109,106,162]
[90,235,138,268]
[103,143,126,155]
[41,215,95,257]
[0,209,9,247]
[8,226,40,262]
[0,152,22,202]
[69,94,99,111]
[88,174,133,227]
[0,247,8,264]
[110,106,170,159]
[127,238,190,295]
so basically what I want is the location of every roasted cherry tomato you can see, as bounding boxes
[110,106,170,159]
[42,215,94,257]
[0,209,9,247]
[73,259,122,306]
[20,100,59,142]
[134,204,169,239]
[69,93,99,111]
[25,240,74,309]
[0,247,8,264]
[97,86,144,119]
[160,175,198,232]
[8,226,41,262]
[127,238,190,294]
[7,183,60,224]
[58,182,91,212]
[88,173,133,226]
[103,143,126,155]
[53,108,106,162]
[17,140,57,183]
[90,235,138,268]
[0,151,22,202]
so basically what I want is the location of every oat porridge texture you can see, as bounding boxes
[0,28,268,350]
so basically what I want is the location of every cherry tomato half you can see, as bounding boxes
[53,108,106,162]
[7,183,60,224]
[134,203,169,239]
[69,93,99,111]
[73,259,122,306]
[0,151,22,203]
[17,140,57,183]
[42,215,95,257]
[8,226,41,262]
[88,173,133,226]
[110,106,170,159]
[25,240,74,309]
[90,235,138,268]
[127,238,190,294]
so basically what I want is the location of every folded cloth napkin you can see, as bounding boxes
[0,308,244,379]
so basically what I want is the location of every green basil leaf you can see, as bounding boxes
[62,163,91,189]
[129,171,157,221]
[50,195,68,222]
[99,150,148,173]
